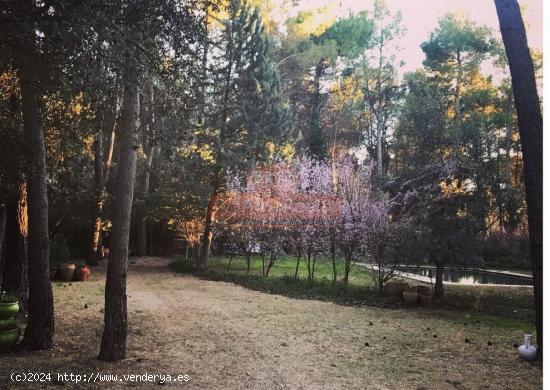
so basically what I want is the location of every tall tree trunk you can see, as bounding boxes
[198,6,209,127]
[199,190,218,269]
[136,145,156,257]
[1,183,28,310]
[309,59,327,160]
[19,57,54,350]
[494,0,543,359]
[453,53,463,157]
[90,98,118,264]
[376,118,384,177]
[90,128,105,265]
[504,89,513,188]
[98,63,140,362]
[136,81,155,257]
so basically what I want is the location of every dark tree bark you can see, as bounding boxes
[199,190,218,269]
[1,183,28,310]
[245,252,251,274]
[197,6,209,127]
[265,252,276,277]
[19,57,54,350]
[136,82,155,257]
[0,203,6,268]
[494,0,543,359]
[330,239,337,283]
[343,250,353,285]
[309,58,328,160]
[136,146,155,257]
[294,251,301,279]
[90,129,105,264]
[98,63,140,362]
[226,252,234,272]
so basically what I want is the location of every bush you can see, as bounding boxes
[50,234,71,268]
[170,255,200,273]
[482,233,530,269]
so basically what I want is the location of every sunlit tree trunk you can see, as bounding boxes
[90,128,105,264]
[494,0,543,360]
[90,98,118,264]
[199,190,218,268]
[1,182,28,310]
[0,203,6,266]
[98,62,140,362]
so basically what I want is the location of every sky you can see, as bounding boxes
[293,0,543,75]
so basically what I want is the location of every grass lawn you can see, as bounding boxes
[171,254,536,328]
[1,256,540,389]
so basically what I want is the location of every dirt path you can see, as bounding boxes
[0,257,542,389]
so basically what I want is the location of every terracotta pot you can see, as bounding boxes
[419,293,433,306]
[417,286,432,296]
[73,266,90,282]
[0,302,19,320]
[0,327,20,352]
[402,289,418,305]
[58,263,76,281]
[385,282,408,299]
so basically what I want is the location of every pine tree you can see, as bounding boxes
[197,0,290,267]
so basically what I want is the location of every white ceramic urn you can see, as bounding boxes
[518,334,538,361]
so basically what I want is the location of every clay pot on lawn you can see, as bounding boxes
[73,266,91,282]
[58,263,76,282]
[416,286,433,306]
[402,288,419,305]
[417,285,431,295]
[385,282,408,299]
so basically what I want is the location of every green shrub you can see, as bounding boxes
[170,255,200,273]
[50,234,71,268]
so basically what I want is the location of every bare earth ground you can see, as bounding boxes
[0,257,542,389]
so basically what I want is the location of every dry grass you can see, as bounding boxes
[0,257,542,389]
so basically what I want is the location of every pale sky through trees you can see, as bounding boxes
[292,0,542,75]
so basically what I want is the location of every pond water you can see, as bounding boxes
[396,266,533,286]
